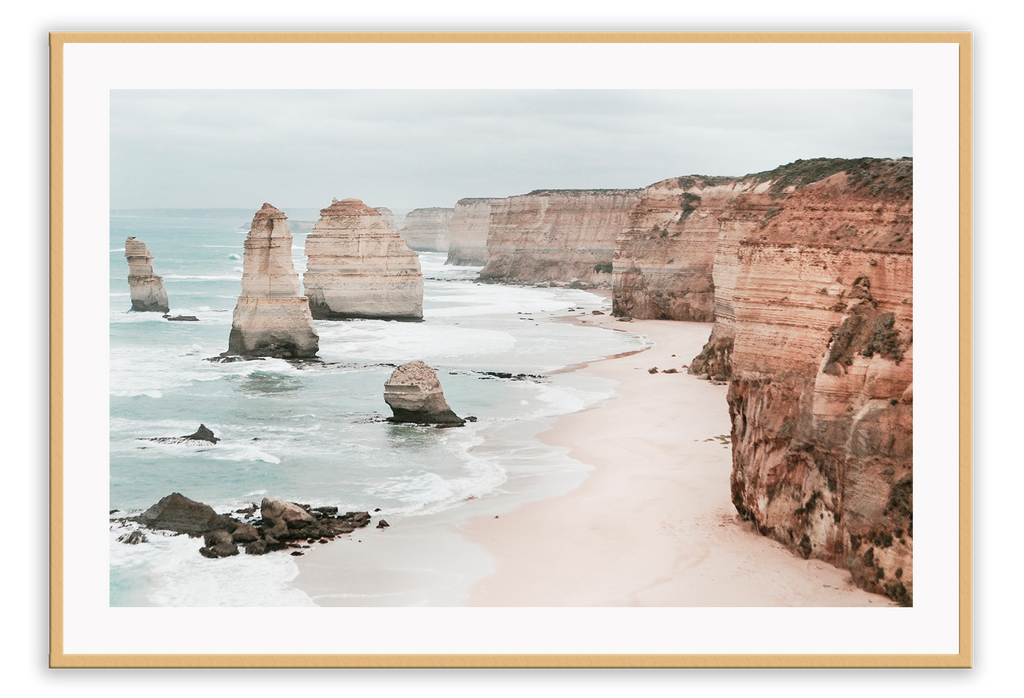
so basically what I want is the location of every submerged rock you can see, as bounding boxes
[125,237,170,313]
[384,361,465,426]
[227,203,319,359]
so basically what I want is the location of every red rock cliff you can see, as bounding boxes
[679,158,914,604]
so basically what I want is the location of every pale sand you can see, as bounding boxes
[462,315,893,606]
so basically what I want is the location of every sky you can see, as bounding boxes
[110,90,912,211]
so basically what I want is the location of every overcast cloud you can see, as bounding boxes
[110,90,912,211]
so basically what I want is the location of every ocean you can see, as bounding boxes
[108,213,649,606]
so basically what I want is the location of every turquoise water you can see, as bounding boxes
[108,214,648,606]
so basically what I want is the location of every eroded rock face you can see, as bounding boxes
[303,198,424,321]
[678,158,914,603]
[384,360,465,426]
[479,189,640,287]
[125,237,170,312]
[446,198,498,266]
[227,204,319,359]
[374,207,397,232]
[614,176,737,321]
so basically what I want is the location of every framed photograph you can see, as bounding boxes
[50,31,971,668]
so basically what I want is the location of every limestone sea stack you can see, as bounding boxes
[374,207,398,232]
[446,198,499,266]
[479,189,641,287]
[383,361,465,426]
[399,207,455,252]
[227,203,319,358]
[124,237,170,312]
[303,198,424,321]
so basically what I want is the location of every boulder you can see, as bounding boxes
[184,424,219,443]
[137,493,217,536]
[199,530,239,558]
[384,361,465,426]
[261,497,316,528]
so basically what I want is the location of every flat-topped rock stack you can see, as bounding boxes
[446,198,499,266]
[400,207,455,252]
[125,237,170,312]
[227,203,319,359]
[374,207,398,232]
[303,198,424,321]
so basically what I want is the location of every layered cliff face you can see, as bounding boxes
[124,237,170,312]
[479,189,640,287]
[613,176,737,320]
[446,198,497,266]
[400,207,455,252]
[227,204,319,359]
[303,198,424,321]
[681,158,914,603]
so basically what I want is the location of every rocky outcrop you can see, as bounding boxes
[147,424,220,445]
[303,198,424,321]
[676,158,914,604]
[227,204,319,359]
[132,492,372,557]
[125,237,169,312]
[479,189,640,287]
[137,492,217,536]
[384,360,465,426]
[446,198,498,265]
[400,207,455,252]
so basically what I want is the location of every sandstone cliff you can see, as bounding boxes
[614,176,735,320]
[124,237,170,312]
[400,207,455,252]
[680,158,914,603]
[303,198,424,321]
[227,203,319,358]
[446,198,498,266]
[479,189,640,287]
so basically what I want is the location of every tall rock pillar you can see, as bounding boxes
[125,237,170,313]
[227,203,319,358]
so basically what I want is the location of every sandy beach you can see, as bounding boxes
[462,315,893,607]
[291,312,892,607]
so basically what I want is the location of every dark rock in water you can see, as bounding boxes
[592,310,605,315]
[200,530,239,558]
[184,424,219,443]
[662,368,678,374]
[376,519,390,529]
[384,360,465,426]
[207,354,246,363]
[290,551,304,556]
[231,522,259,543]
[109,509,119,515]
[465,415,478,422]
[311,505,338,516]
[137,492,217,536]
[245,540,267,555]
[208,514,238,532]
[165,315,199,322]
[648,367,659,374]
[118,530,148,545]
[374,508,381,512]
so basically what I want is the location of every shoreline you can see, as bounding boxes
[462,315,893,606]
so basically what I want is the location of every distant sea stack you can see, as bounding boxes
[374,207,397,232]
[124,237,170,312]
[446,198,498,266]
[384,361,465,426]
[399,207,455,252]
[227,203,319,359]
[303,198,424,321]
[675,158,914,604]
[479,189,641,288]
